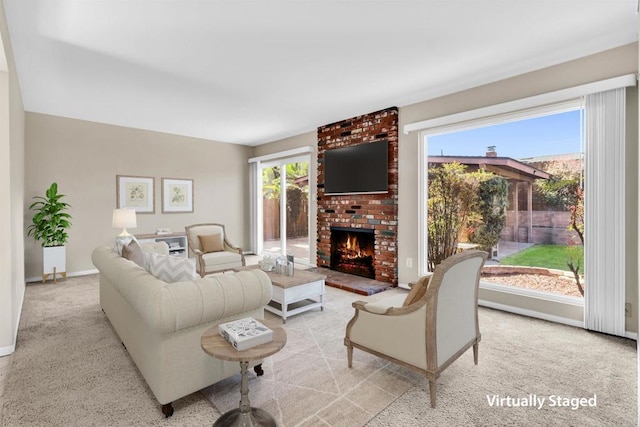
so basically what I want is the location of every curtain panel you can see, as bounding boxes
[584,87,626,336]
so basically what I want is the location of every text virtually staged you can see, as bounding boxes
[486,394,598,410]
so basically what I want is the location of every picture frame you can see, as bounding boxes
[162,178,194,213]
[116,175,155,213]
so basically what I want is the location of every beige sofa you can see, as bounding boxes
[91,245,272,417]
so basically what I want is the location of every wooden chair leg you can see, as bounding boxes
[347,344,353,368]
[473,343,479,365]
[429,380,437,408]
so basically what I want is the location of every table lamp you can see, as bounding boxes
[112,208,137,244]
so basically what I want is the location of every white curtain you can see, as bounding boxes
[584,87,626,336]
[248,161,259,255]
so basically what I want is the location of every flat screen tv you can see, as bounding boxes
[324,140,388,195]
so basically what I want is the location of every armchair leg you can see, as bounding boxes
[429,381,437,408]
[473,342,479,365]
[347,343,353,368]
[253,364,264,376]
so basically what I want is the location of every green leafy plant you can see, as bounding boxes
[27,182,72,247]
[427,163,479,271]
[468,175,508,253]
[426,163,507,270]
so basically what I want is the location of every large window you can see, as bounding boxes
[421,103,585,300]
[411,77,632,336]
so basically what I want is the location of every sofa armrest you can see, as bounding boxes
[222,240,245,265]
[353,295,423,316]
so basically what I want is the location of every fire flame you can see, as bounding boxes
[344,233,367,259]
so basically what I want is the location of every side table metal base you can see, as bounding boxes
[214,407,276,427]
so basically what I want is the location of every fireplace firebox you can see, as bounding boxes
[330,227,375,279]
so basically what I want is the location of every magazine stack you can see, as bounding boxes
[218,317,273,351]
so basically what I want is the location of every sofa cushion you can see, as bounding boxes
[114,235,140,256]
[149,253,197,283]
[403,275,430,307]
[202,251,243,266]
[199,233,224,253]
[122,240,146,268]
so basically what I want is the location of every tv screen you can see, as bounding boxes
[324,140,388,195]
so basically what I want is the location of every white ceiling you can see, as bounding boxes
[4,1,638,146]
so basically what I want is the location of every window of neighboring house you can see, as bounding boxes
[420,102,585,301]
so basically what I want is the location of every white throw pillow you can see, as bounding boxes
[148,253,197,283]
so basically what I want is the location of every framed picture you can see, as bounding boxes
[162,178,194,213]
[116,175,155,213]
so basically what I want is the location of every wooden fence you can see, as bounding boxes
[263,197,309,240]
[501,210,580,245]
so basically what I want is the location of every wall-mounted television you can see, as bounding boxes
[323,140,388,195]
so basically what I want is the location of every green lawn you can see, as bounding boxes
[499,244,584,273]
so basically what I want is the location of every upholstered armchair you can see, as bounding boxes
[185,223,245,276]
[344,250,487,408]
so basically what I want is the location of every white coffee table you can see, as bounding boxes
[237,266,326,323]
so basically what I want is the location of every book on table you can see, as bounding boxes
[218,317,273,351]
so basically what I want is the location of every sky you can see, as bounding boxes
[427,109,582,160]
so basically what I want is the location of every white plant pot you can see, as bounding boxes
[43,245,66,275]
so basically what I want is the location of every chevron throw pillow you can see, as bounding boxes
[148,253,197,283]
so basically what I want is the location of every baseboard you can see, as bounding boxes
[1,283,24,356]
[26,269,99,284]
[478,300,638,341]
[0,342,16,357]
[479,299,584,328]
[479,299,638,340]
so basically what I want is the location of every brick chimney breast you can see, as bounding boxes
[317,107,398,285]
[486,145,497,157]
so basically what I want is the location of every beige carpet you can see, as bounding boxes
[0,275,636,426]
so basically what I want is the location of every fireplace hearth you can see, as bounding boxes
[330,227,375,279]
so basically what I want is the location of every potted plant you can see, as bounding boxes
[27,182,72,282]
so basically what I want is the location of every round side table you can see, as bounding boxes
[201,321,287,427]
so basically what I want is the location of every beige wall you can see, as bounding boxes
[257,43,639,334]
[0,0,25,355]
[24,113,252,279]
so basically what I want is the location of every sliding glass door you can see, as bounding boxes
[259,156,310,264]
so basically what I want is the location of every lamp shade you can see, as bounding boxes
[112,209,137,229]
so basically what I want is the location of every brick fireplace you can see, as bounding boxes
[317,107,398,285]
[330,227,375,279]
